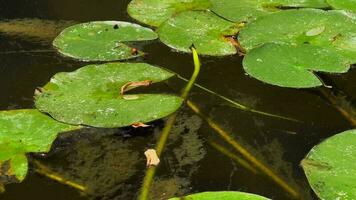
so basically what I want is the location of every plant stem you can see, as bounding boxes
[33,160,87,192]
[319,88,356,127]
[138,47,201,200]
[173,74,299,122]
[187,100,300,199]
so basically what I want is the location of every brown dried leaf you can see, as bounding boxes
[120,80,152,96]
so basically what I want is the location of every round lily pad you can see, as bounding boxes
[327,0,356,12]
[239,9,356,62]
[35,63,183,128]
[210,0,329,22]
[243,43,351,88]
[53,21,158,61]
[127,0,211,27]
[302,129,356,200]
[158,11,239,56]
[0,109,79,182]
[169,191,270,200]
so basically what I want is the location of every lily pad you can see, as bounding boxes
[169,191,270,200]
[35,63,183,128]
[239,9,356,62]
[243,43,351,88]
[327,0,356,12]
[53,21,158,61]
[127,0,211,27]
[302,129,356,200]
[0,109,78,182]
[210,0,329,22]
[158,11,239,56]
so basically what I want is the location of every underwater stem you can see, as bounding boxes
[187,101,300,199]
[138,47,201,200]
[33,160,86,192]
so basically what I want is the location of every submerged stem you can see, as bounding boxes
[187,100,300,199]
[174,74,299,122]
[138,47,201,200]
[33,160,86,192]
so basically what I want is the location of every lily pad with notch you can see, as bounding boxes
[302,129,356,200]
[243,43,351,88]
[157,10,240,56]
[239,9,356,62]
[127,0,211,27]
[0,109,79,184]
[169,191,270,200]
[210,0,329,23]
[35,63,183,128]
[53,21,158,61]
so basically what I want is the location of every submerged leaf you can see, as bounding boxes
[243,43,351,88]
[35,63,183,128]
[0,109,79,183]
[158,11,239,56]
[169,191,270,200]
[302,129,356,200]
[127,0,211,27]
[53,21,158,61]
[210,0,329,22]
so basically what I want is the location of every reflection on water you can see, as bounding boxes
[1,0,355,200]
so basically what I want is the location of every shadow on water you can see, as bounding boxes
[1,0,355,200]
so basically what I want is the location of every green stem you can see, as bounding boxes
[172,73,299,122]
[138,47,201,200]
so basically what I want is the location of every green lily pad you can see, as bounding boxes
[243,43,351,88]
[0,109,79,182]
[127,0,211,27]
[302,129,356,200]
[239,9,356,62]
[53,21,158,61]
[35,63,183,128]
[210,0,329,22]
[158,11,239,56]
[327,0,356,12]
[169,191,270,200]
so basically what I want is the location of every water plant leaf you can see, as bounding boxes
[0,109,78,183]
[169,191,270,200]
[158,11,239,56]
[239,9,356,62]
[53,21,158,61]
[301,129,356,200]
[243,43,351,88]
[326,0,356,12]
[210,0,329,22]
[35,63,183,128]
[127,0,211,27]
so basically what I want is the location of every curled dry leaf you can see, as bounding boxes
[132,122,150,128]
[120,80,153,96]
[144,149,160,166]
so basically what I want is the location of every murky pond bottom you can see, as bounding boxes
[1,1,355,200]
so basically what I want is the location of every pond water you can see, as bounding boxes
[0,0,355,200]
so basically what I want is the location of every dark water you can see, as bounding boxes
[0,1,355,200]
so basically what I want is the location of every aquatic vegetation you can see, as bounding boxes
[243,43,351,88]
[169,191,270,200]
[53,21,158,61]
[0,18,75,44]
[0,110,79,183]
[35,63,183,128]
[302,129,356,200]
[157,11,240,56]
[1,0,356,199]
